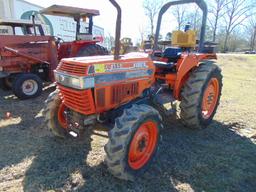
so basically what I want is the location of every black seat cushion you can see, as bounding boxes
[163,47,182,62]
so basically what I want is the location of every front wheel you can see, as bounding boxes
[180,62,223,129]
[104,104,163,181]
[43,90,68,138]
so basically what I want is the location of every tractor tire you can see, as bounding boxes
[104,104,163,181]
[0,79,5,90]
[0,77,13,90]
[43,89,68,138]
[180,62,223,129]
[12,73,43,100]
[76,44,109,57]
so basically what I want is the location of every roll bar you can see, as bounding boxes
[153,0,208,52]
[109,0,122,60]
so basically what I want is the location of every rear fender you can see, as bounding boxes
[173,54,216,100]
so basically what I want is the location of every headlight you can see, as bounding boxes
[54,71,95,89]
[70,77,81,88]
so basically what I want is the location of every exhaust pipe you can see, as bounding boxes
[109,0,121,60]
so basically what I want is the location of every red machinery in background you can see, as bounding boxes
[0,5,108,99]
[40,5,108,60]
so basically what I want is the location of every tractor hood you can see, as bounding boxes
[57,52,153,76]
[55,52,155,90]
[60,52,150,66]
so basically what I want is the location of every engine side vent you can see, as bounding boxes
[111,82,139,104]
[96,88,106,107]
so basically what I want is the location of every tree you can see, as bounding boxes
[185,5,202,32]
[143,0,163,38]
[191,7,201,31]
[104,33,115,51]
[165,32,172,40]
[246,16,256,51]
[250,28,256,51]
[223,0,254,52]
[138,24,146,44]
[208,0,230,42]
[172,5,186,30]
[228,30,248,51]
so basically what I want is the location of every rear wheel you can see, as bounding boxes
[43,89,68,138]
[104,104,162,180]
[76,44,109,57]
[180,62,223,129]
[12,73,42,99]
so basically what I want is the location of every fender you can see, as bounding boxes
[173,53,217,99]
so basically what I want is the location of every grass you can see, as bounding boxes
[0,54,255,192]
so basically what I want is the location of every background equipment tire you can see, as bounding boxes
[180,62,223,129]
[12,73,43,99]
[0,79,5,90]
[104,104,163,181]
[43,89,68,138]
[76,44,109,57]
[0,77,13,90]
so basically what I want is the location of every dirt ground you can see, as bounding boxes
[0,55,256,192]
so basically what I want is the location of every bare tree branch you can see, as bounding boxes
[172,5,187,30]
[208,0,230,42]
[143,0,163,38]
[223,0,255,52]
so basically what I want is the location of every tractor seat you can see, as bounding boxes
[162,47,182,62]
[154,61,174,69]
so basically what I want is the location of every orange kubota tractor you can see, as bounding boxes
[44,0,222,180]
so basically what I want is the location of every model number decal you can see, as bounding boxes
[133,62,147,68]
[93,62,148,74]
[105,63,122,71]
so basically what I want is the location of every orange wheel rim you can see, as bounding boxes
[58,102,67,128]
[128,121,158,170]
[201,78,219,119]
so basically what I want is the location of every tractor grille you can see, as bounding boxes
[58,62,88,76]
[58,85,95,115]
[111,82,139,104]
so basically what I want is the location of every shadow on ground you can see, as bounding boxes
[21,121,256,191]
[0,86,55,170]
[0,89,256,191]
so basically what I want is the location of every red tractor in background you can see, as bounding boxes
[0,5,108,99]
[40,5,108,59]
[44,0,222,181]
